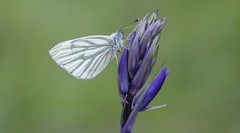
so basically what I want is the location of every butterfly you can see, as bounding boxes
[49,19,139,79]
[49,30,125,79]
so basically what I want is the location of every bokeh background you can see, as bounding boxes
[0,0,239,133]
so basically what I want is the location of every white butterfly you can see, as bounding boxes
[49,31,124,79]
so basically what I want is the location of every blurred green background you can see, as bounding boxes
[0,0,239,133]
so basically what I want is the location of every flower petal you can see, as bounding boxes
[147,9,158,26]
[118,49,129,96]
[133,67,169,110]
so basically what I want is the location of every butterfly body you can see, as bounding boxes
[49,30,124,79]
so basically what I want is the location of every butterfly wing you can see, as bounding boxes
[49,35,115,79]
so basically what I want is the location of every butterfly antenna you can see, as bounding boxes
[121,18,140,31]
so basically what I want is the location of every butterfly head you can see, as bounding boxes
[111,30,125,50]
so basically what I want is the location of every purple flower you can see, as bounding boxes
[133,67,170,111]
[118,10,169,133]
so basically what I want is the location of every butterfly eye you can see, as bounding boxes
[117,49,121,53]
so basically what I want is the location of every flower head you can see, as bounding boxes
[118,10,169,133]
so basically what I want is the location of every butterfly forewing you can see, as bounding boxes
[49,35,115,79]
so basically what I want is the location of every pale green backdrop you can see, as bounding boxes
[0,0,239,133]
